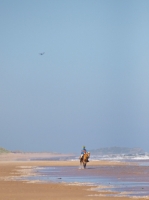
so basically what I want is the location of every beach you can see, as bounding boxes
[0,153,148,200]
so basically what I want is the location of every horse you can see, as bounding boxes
[80,152,90,169]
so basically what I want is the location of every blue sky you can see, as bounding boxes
[1,0,149,153]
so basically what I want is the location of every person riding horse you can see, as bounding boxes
[80,146,89,162]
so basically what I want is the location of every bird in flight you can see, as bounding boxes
[39,52,45,55]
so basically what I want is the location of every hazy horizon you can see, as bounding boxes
[1,0,149,154]
[0,145,147,155]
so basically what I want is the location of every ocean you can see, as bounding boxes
[74,152,149,162]
[30,151,149,162]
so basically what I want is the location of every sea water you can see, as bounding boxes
[71,152,149,162]
[30,152,149,163]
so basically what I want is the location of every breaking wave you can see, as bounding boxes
[71,153,149,162]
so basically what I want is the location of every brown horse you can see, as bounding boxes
[80,152,90,169]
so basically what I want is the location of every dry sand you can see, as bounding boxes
[0,153,145,200]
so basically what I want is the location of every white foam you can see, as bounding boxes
[71,153,149,162]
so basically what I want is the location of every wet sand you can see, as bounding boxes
[0,153,147,200]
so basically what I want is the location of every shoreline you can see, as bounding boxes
[0,160,111,200]
[0,152,75,161]
[0,158,146,200]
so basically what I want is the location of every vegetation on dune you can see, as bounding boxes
[0,147,10,154]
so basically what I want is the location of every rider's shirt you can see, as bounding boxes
[81,149,87,155]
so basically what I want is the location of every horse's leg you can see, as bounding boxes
[83,161,86,169]
[80,156,84,169]
[80,161,83,169]
[80,161,82,167]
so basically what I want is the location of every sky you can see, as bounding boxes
[1,0,149,153]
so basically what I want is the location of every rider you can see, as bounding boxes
[80,146,89,162]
